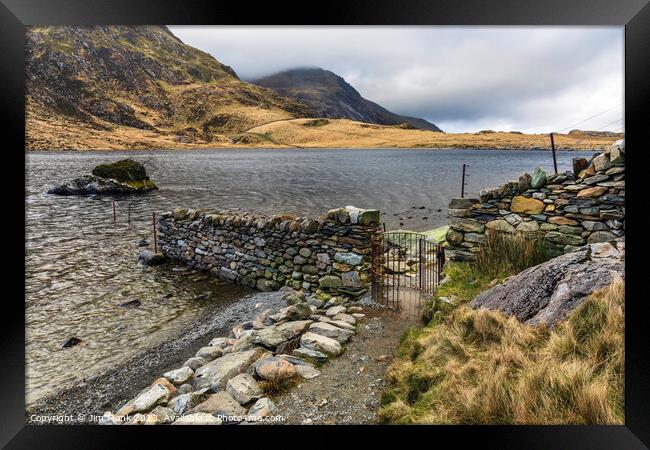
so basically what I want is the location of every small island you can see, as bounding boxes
[48,159,158,195]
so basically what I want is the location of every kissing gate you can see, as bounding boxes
[371,231,445,317]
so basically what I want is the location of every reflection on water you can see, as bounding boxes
[25,148,596,403]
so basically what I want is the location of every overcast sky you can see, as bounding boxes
[169,26,624,133]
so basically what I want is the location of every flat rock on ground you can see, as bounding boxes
[271,308,413,424]
[471,238,625,326]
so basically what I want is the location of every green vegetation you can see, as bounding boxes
[473,230,553,279]
[92,159,149,182]
[302,118,330,127]
[380,278,624,424]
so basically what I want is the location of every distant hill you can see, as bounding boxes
[568,130,625,138]
[25,25,313,149]
[252,68,442,132]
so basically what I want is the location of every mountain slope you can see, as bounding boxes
[252,68,442,132]
[25,26,313,149]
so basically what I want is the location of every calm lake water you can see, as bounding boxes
[25,148,597,403]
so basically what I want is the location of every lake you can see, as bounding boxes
[25,148,597,403]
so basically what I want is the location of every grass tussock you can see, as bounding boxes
[473,229,553,279]
[380,278,624,424]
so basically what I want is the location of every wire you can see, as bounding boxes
[555,104,622,133]
[595,118,623,131]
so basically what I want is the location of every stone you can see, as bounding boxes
[548,216,579,226]
[445,228,464,245]
[225,373,263,404]
[334,252,363,266]
[256,278,279,292]
[187,391,247,419]
[516,221,540,232]
[341,271,362,288]
[295,364,321,379]
[518,173,532,191]
[530,167,547,189]
[118,378,176,415]
[504,214,523,226]
[577,186,607,198]
[587,230,618,243]
[471,239,624,325]
[183,357,207,371]
[247,398,278,418]
[450,218,485,233]
[300,332,343,356]
[254,356,297,381]
[276,320,313,340]
[448,198,479,209]
[172,412,223,425]
[486,219,516,233]
[283,291,306,306]
[299,247,312,258]
[325,305,347,317]
[544,231,586,246]
[168,389,210,415]
[293,347,329,365]
[277,302,312,321]
[177,383,193,395]
[250,327,287,350]
[319,316,357,331]
[209,337,233,348]
[138,249,166,266]
[316,253,330,264]
[591,152,611,172]
[582,221,608,232]
[572,158,588,176]
[163,366,194,386]
[333,313,356,325]
[319,275,343,290]
[583,174,610,185]
[196,346,224,362]
[510,196,546,214]
[308,322,353,344]
[358,209,380,225]
[193,348,266,392]
[148,406,175,424]
[464,232,487,244]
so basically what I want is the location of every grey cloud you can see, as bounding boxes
[169,26,624,133]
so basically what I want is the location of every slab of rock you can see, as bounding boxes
[225,373,264,404]
[195,346,224,362]
[48,175,157,196]
[118,378,176,415]
[276,320,313,340]
[308,322,354,344]
[292,347,329,365]
[325,305,347,317]
[247,397,278,418]
[163,366,194,386]
[471,239,624,326]
[333,313,356,325]
[318,316,357,331]
[277,303,312,321]
[193,348,266,392]
[254,356,297,381]
[187,391,247,418]
[168,389,210,415]
[183,357,207,371]
[295,364,321,379]
[300,332,343,356]
[511,196,546,214]
[250,327,287,350]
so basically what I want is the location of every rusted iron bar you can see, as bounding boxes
[153,212,158,253]
[112,200,116,223]
[461,163,467,198]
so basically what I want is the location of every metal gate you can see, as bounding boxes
[371,231,445,317]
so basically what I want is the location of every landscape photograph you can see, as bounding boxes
[24,25,625,426]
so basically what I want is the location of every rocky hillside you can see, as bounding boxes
[253,68,442,132]
[25,26,313,149]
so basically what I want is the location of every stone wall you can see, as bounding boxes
[446,139,625,261]
[157,206,381,298]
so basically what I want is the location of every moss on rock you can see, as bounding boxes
[92,159,150,183]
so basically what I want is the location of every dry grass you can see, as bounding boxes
[379,278,624,424]
[473,230,553,279]
[26,113,620,151]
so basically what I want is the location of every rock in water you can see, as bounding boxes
[471,239,624,326]
[138,249,166,266]
[61,337,82,348]
[48,160,157,195]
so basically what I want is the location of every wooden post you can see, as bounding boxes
[153,212,157,253]
[461,163,467,198]
[550,132,558,175]
[112,200,116,223]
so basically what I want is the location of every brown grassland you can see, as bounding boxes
[26,115,620,151]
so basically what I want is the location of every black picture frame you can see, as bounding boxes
[2,0,649,447]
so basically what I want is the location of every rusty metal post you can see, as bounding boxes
[153,212,158,253]
[112,200,116,223]
[461,163,467,198]
[550,133,558,175]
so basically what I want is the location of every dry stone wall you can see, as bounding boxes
[157,206,381,298]
[446,140,625,261]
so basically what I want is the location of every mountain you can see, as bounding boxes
[252,68,442,132]
[25,26,313,149]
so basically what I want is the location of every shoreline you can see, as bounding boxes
[26,291,286,423]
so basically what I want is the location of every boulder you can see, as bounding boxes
[225,373,264,404]
[295,364,321,379]
[577,186,607,198]
[471,239,624,326]
[530,167,547,189]
[276,320,313,340]
[587,230,618,243]
[193,348,266,392]
[277,303,312,321]
[138,250,166,266]
[510,196,546,214]
[325,305,347,317]
[168,389,210,415]
[308,322,353,344]
[183,357,207,371]
[250,327,287,350]
[333,313,356,325]
[254,356,297,381]
[292,347,329,365]
[187,391,247,419]
[195,346,224,362]
[48,175,157,196]
[319,275,343,290]
[486,219,516,233]
[247,397,279,418]
[118,378,176,415]
[300,332,343,356]
[163,366,194,386]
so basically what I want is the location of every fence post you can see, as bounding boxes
[550,133,558,175]
[153,212,157,253]
[112,200,116,223]
[461,163,467,198]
